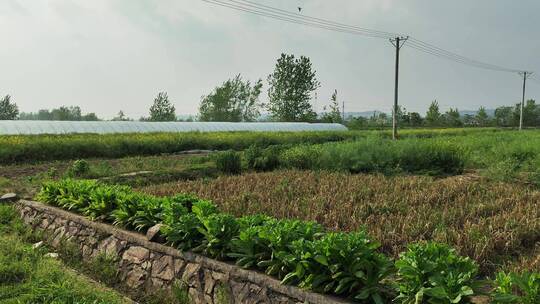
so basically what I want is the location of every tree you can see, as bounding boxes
[112,110,132,121]
[0,95,19,120]
[82,113,99,121]
[444,108,462,127]
[395,106,410,125]
[408,112,423,127]
[463,114,475,126]
[346,116,367,129]
[149,92,176,121]
[266,53,320,122]
[425,100,442,126]
[475,106,490,127]
[18,106,99,121]
[514,99,539,127]
[368,111,389,128]
[321,89,342,123]
[199,74,262,122]
[37,109,53,120]
[494,106,514,127]
[51,106,82,121]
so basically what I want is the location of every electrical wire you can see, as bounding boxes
[529,75,540,85]
[202,0,531,74]
[227,0,399,38]
[201,0,394,39]
[406,39,523,73]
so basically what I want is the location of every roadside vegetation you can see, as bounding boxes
[0,203,128,303]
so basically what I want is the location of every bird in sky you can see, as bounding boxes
[298,7,302,13]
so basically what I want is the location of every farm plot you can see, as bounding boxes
[237,130,540,184]
[0,130,360,164]
[3,128,540,303]
[141,170,540,275]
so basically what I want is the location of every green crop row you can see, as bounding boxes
[0,131,359,164]
[212,137,466,176]
[0,128,514,165]
[36,179,539,303]
[223,130,540,182]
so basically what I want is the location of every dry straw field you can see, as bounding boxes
[142,170,540,275]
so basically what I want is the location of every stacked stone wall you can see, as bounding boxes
[15,200,349,304]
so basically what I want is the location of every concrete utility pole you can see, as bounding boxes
[342,101,345,122]
[518,71,532,130]
[390,36,409,140]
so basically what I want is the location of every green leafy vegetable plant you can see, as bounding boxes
[492,271,540,304]
[193,213,239,259]
[395,242,481,304]
[283,231,393,304]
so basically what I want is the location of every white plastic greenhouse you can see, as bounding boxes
[0,121,347,135]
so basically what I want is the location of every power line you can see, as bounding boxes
[201,0,395,39]
[406,39,523,73]
[226,0,399,38]
[202,0,530,74]
[202,0,536,133]
[529,75,540,85]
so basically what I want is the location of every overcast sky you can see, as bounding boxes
[1,0,539,119]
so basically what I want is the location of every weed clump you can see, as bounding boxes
[214,150,241,175]
[68,159,90,177]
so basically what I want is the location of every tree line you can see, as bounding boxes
[346,100,539,129]
[1,52,538,128]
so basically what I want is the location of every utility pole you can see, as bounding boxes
[390,36,409,140]
[342,101,345,122]
[518,71,532,130]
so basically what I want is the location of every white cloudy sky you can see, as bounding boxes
[1,0,539,119]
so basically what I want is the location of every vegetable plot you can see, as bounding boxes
[36,179,539,303]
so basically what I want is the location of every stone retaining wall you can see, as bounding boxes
[15,200,350,304]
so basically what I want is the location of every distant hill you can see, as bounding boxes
[342,111,384,118]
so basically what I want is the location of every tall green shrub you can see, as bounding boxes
[214,150,241,175]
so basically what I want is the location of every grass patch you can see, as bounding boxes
[0,204,128,303]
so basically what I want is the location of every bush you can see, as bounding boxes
[244,145,281,171]
[395,242,481,304]
[280,145,321,170]
[492,271,540,304]
[214,150,241,175]
[68,159,90,177]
